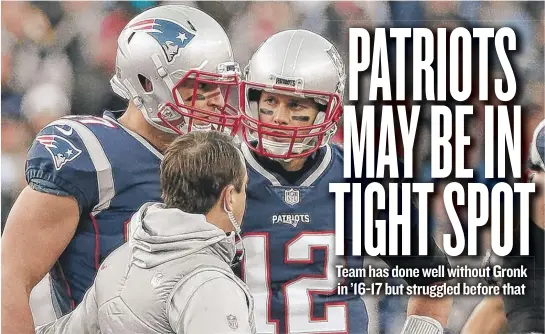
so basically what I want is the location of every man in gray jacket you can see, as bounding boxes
[36,131,255,334]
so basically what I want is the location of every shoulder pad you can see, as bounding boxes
[26,118,111,213]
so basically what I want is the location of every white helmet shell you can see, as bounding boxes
[111,5,240,134]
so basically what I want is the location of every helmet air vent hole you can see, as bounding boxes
[127,32,136,44]
[138,74,153,93]
[187,20,196,31]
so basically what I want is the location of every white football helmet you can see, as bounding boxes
[110,5,241,135]
[529,119,545,171]
[239,29,345,160]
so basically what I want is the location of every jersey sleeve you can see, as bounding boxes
[25,121,100,214]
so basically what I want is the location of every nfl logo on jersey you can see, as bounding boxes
[284,188,300,206]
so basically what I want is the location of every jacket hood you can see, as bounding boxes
[128,202,236,268]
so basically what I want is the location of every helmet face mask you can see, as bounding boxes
[239,80,342,160]
[158,65,241,136]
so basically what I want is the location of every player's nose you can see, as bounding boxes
[272,106,290,125]
[207,90,225,110]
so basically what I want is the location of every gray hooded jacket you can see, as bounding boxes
[36,203,255,334]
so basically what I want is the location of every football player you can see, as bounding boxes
[462,119,545,334]
[2,5,241,333]
[232,29,453,334]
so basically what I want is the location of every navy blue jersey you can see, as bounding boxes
[239,143,450,334]
[239,144,369,334]
[25,112,162,316]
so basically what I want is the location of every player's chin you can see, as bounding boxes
[193,119,212,126]
[192,116,220,128]
[263,134,293,143]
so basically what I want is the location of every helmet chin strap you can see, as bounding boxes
[119,62,179,134]
[152,53,180,100]
[150,53,190,134]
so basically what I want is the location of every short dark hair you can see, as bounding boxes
[161,131,245,214]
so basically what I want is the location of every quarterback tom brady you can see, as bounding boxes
[235,29,453,334]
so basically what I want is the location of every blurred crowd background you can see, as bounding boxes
[1,1,543,333]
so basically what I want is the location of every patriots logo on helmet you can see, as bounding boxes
[129,18,195,63]
[36,135,82,171]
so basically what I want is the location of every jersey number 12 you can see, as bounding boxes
[239,232,348,333]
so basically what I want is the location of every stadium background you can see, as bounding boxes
[1,1,543,333]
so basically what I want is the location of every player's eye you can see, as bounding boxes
[288,101,307,110]
[185,93,206,102]
[198,83,219,92]
[264,97,277,106]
